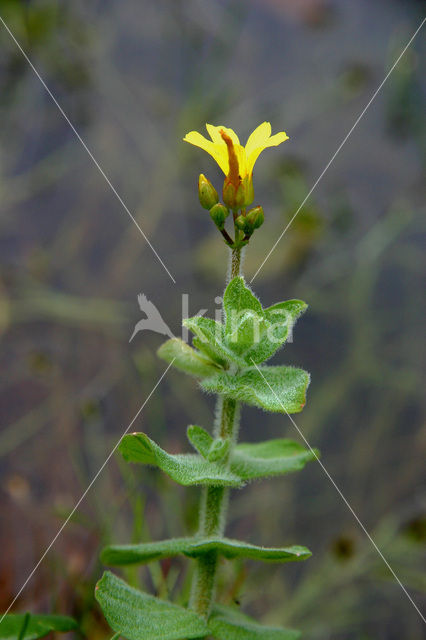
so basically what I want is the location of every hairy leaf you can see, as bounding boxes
[223,277,263,333]
[225,310,269,357]
[119,433,242,487]
[208,438,230,462]
[95,572,209,640]
[101,536,311,566]
[231,439,317,480]
[183,281,308,369]
[208,605,301,640]
[187,425,230,462]
[202,366,310,413]
[0,614,78,639]
[186,424,214,458]
[184,316,234,366]
[244,300,308,365]
[157,338,220,378]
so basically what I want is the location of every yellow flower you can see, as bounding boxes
[183,123,288,208]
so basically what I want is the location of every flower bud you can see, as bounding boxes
[209,203,229,229]
[198,174,219,210]
[235,215,251,234]
[246,205,264,229]
[222,180,245,210]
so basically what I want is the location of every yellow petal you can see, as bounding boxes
[234,144,248,177]
[183,130,215,153]
[206,124,223,144]
[246,130,289,175]
[183,131,229,174]
[207,124,240,146]
[245,122,271,158]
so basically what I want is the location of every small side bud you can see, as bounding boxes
[209,203,229,229]
[198,174,219,210]
[235,215,250,234]
[246,205,264,229]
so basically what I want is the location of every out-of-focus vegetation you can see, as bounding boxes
[0,1,424,638]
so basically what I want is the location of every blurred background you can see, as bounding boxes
[0,0,425,638]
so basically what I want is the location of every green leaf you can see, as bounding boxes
[244,300,308,365]
[95,572,208,640]
[208,438,230,462]
[157,338,220,378]
[265,299,307,322]
[119,433,315,487]
[0,614,78,639]
[231,439,317,480]
[202,366,310,414]
[184,316,233,366]
[186,424,214,458]
[187,425,230,462]
[223,277,263,334]
[208,605,301,640]
[225,310,269,357]
[101,536,311,566]
[181,281,308,369]
[119,433,242,487]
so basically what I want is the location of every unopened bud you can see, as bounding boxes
[209,203,228,229]
[222,180,245,210]
[246,205,264,229]
[235,215,251,234]
[198,174,219,210]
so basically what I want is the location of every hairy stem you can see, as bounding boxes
[189,248,242,620]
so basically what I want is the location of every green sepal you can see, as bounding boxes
[187,425,230,462]
[157,338,221,378]
[101,536,311,566]
[0,614,78,639]
[208,605,301,640]
[119,433,242,487]
[202,365,310,414]
[95,572,209,640]
[232,438,318,480]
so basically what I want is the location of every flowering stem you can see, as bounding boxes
[189,248,242,620]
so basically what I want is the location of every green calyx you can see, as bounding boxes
[209,203,229,229]
[198,175,264,248]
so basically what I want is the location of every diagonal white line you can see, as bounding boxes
[0,15,176,285]
[250,359,426,623]
[250,16,426,283]
[0,359,175,622]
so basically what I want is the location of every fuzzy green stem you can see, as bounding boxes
[230,247,241,281]
[189,249,242,621]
